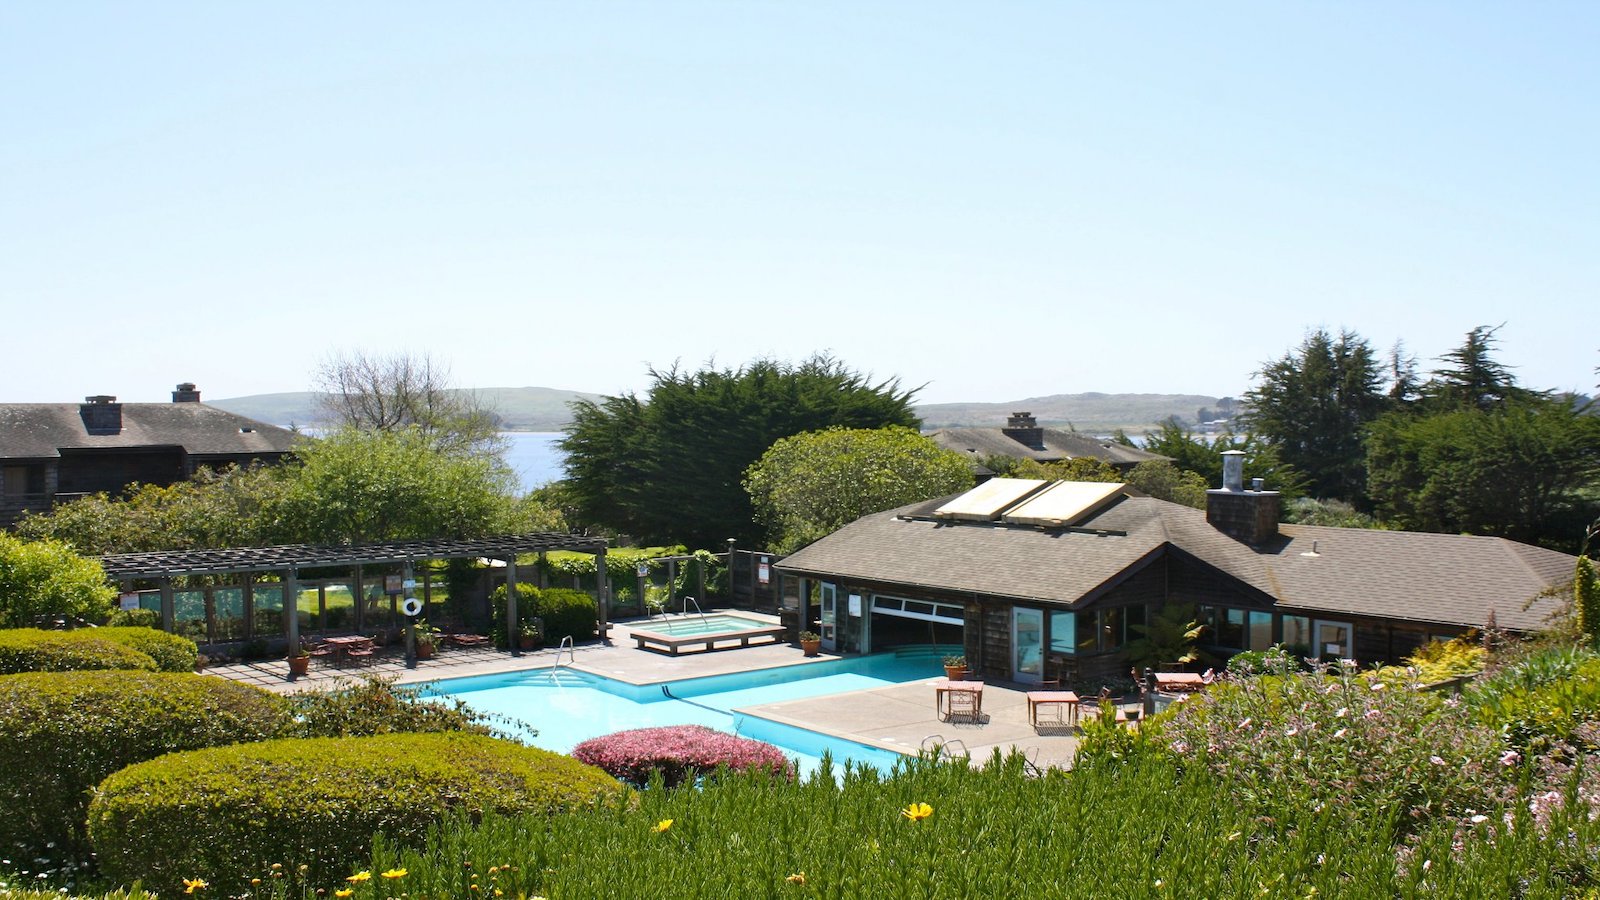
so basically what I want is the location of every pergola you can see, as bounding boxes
[97,533,610,663]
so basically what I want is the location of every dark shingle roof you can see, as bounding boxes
[0,403,298,459]
[777,494,1572,633]
[927,427,1167,467]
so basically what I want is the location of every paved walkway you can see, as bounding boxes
[204,611,1086,770]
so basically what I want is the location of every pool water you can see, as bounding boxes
[632,613,771,637]
[425,648,950,777]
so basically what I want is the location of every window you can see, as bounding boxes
[1316,620,1354,659]
[1215,609,1246,650]
[1076,610,1098,654]
[1282,615,1312,656]
[1049,610,1076,654]
[1248,611,1273,650]
[2,465,44,496]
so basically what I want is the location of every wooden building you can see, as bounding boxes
[926,411,1169,475]
[775,453,1573,682]
[0,384,297,527]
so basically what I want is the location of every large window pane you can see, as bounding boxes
[1049,610,1076,654]
[1248,611,1273,650]
[213,587,246,642]
[1316,621,1354,659]
[1126,605,1147,642]
[173,590,207,642]
[1216,608,1245,649]
[1076,611,1098,654]
[1102,607,1126,650]
[1282,615,1312,657]
[254,586,284,638]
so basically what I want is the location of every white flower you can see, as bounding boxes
[1500,750,1521,766]
[1430,755,1447,766]
[1334,707,1348,718]
[1370,682,1387,692]
[1470,814,1488,824]
[1333,728,1347,739]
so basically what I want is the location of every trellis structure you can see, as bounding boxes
[97,533,610,664]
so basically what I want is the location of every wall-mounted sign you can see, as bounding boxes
[636,561,650,577]
[385,575,403,593]
[758,563,770,585]
[119,592,139,611]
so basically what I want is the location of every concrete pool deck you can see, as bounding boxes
[204,610,1083,770]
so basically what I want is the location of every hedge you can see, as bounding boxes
[93,626,199,672]
[87,732,627,896]
[0,670,291,862]
[0,628,158,674]
[538,587,599,644]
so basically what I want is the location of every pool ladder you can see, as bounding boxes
[681,594,711,630]
[920,734,970,762]
[551,635,576,671]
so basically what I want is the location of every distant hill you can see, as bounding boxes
[212,388,1227,434]
[915,393,1227,434]
[211,387,606,432]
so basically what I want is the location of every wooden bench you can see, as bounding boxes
[632,625,787,656]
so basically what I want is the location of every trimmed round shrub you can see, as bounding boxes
[0,628,157,673]
[0,670,291,862]
[105,607,160,628]
[573,724,793,787]
[88,732,627,896]
[288,675,507,738]
[538,587,599,644]
[94,626,199,672]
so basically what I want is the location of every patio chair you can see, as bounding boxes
[945,686,981,721]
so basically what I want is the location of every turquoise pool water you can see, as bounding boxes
[425,648,949,776]
[633,613,771,637]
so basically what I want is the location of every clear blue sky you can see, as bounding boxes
[3,3,1594,405]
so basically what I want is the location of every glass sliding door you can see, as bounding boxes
[819,583,838,653]
[1013,607,1045,683]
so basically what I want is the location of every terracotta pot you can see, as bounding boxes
[288,655,310,677]
[800,639,822,657]
[519,634,541,651]
[943,666,967,681]
[416,642,435,660]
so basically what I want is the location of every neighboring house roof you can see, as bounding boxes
[776,492,1572,634]
[0,403,298,460]
[926,427,1167,468]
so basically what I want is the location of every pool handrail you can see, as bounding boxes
[552,634,576,670]
[681,594,711,631]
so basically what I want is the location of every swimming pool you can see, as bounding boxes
[633,613,771,637]
[425,648,950,777]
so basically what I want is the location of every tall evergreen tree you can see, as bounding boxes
[1422,324,1536,411]
[1243,328,1388,502]
[559,355,919,548]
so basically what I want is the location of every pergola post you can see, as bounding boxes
[403,559,417,669]
[596,546,609,640]
[506,556,521,658]
[285,566,300,656]
[158,579,175,633]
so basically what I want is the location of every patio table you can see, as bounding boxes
[934,679,984,720]
[1026,690,1080,727]
[1154,672,1206,692]
[323,635,375,668]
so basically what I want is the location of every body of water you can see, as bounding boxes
[502,432,565,493]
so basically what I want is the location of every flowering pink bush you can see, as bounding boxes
[572,725,793,787]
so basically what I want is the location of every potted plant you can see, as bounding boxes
[798,630,822,657]
[414,621,440,660]
[942,654,968,681]
[287,642,311,677]
[518,620,543,651]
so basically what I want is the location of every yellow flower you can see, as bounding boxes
[654,818,674,833]
[785,872,807,884]
[346,871,372,883]
[250,879,262,886]
[335,890,353,898]
[381,868,407,880]
[901,801,934,822]
[182,877,208,894]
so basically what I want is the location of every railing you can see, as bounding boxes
[919,734,969,761]
[681,595,711,630]
[551,635,576,670]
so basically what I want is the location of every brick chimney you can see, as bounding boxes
[1001,412,1045,450]
[172,382,201,403]
[1205,450,1280,544]
[80,395,123,434]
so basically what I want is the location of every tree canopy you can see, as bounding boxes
[313,350,502,456]
[1242,328,1388,501]
[559,355,920,548]
[744,427,972,553]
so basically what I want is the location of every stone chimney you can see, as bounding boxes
[1205,450,1280,544]
[172,382,201,403]
[1001,412,1045,450]
[80,395,123,434]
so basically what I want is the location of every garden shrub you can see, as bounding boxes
[1466,655,1600,752]
[1160,661,1511,837]
[94,626,199,672]
[0,628,158,673]
[489,581,542,648]
[0,533,116,626]
[0,670,290,863]
[573,724,792,787]
[288,675,520,739]
[1224,643,1301,676]
[536,587,598,644]
[87,732,626,896]
[104,607,160,628]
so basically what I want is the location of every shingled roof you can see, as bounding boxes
[776,492,1573,633]
[927,426,1167,468]
[0,402,298,459]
